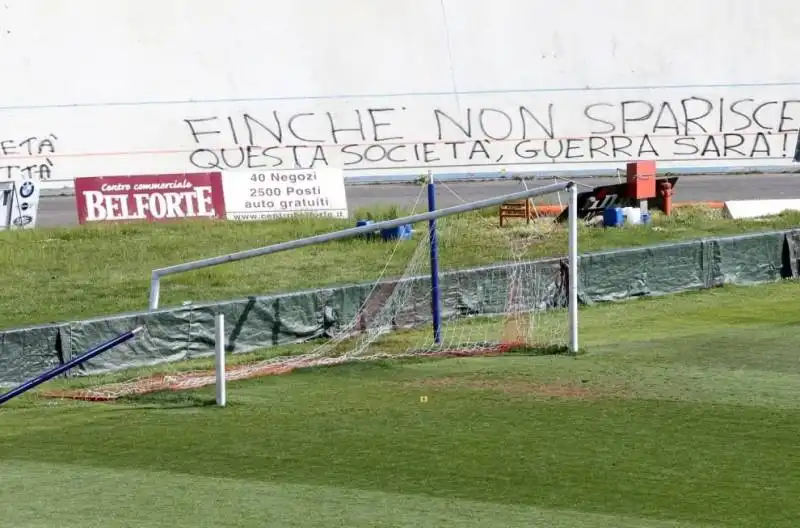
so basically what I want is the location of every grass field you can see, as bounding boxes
[1,201,799,330]
[2,280,800,527]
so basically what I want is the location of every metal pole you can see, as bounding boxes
[147,181,571,310]
[215,313,226,407]
[568,183,579,353]
[427,174,442,345]
[0,327,144,406]
[148,273,161,311]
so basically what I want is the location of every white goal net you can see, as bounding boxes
[50,180,578,401]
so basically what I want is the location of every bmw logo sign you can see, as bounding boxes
[19,181,35,198]
[12,215,32,227]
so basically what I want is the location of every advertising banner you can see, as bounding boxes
[0,179,41,230]
[220,169,348,221]
[74,172,226,224]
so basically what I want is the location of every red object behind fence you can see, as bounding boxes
[74,172,227,224]
[626,160,657,200]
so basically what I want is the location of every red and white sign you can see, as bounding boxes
[74,172,227,224]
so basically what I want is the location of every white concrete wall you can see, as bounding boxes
[0,0,798,189]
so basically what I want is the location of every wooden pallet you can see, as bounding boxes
[499,198,534,226]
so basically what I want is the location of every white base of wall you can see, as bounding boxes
[723,199,800,219]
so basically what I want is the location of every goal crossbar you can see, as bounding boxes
[147,180,578,352]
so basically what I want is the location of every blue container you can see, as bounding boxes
[603,207,624,228]
[380,223,413,241]
[641,212,652,224]
[356,219,377,240]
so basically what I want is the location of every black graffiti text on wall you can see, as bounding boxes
[183,97,800,171]
[579,96,799,160]
[0,134,58,180]
[583,97,799,135]
[183,106,557,171]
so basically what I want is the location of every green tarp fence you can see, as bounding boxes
[1,229,797,384]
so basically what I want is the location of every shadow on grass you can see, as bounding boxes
[115,392,220,409]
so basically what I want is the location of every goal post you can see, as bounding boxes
[568,180,579,352]
[427,174,443,346]
[59,180,580,403]
[425,176,579,353]
[210,179,577,408]
[147,180,576,311]
[214,312,226,407]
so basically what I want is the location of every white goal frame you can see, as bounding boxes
[148,181,580,406]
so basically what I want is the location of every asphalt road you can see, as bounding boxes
[37,173,800,227]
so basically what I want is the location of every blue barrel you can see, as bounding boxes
[356,219,376,240]
[380,223,413,241]
[603,207,624,227]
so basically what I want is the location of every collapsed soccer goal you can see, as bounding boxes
[51,178,579,402]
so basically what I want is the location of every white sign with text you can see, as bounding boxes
[221,168,348,221]
[0,179,41,230]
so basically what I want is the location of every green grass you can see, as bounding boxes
[2,281,800,527]
[1,202,799,330]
